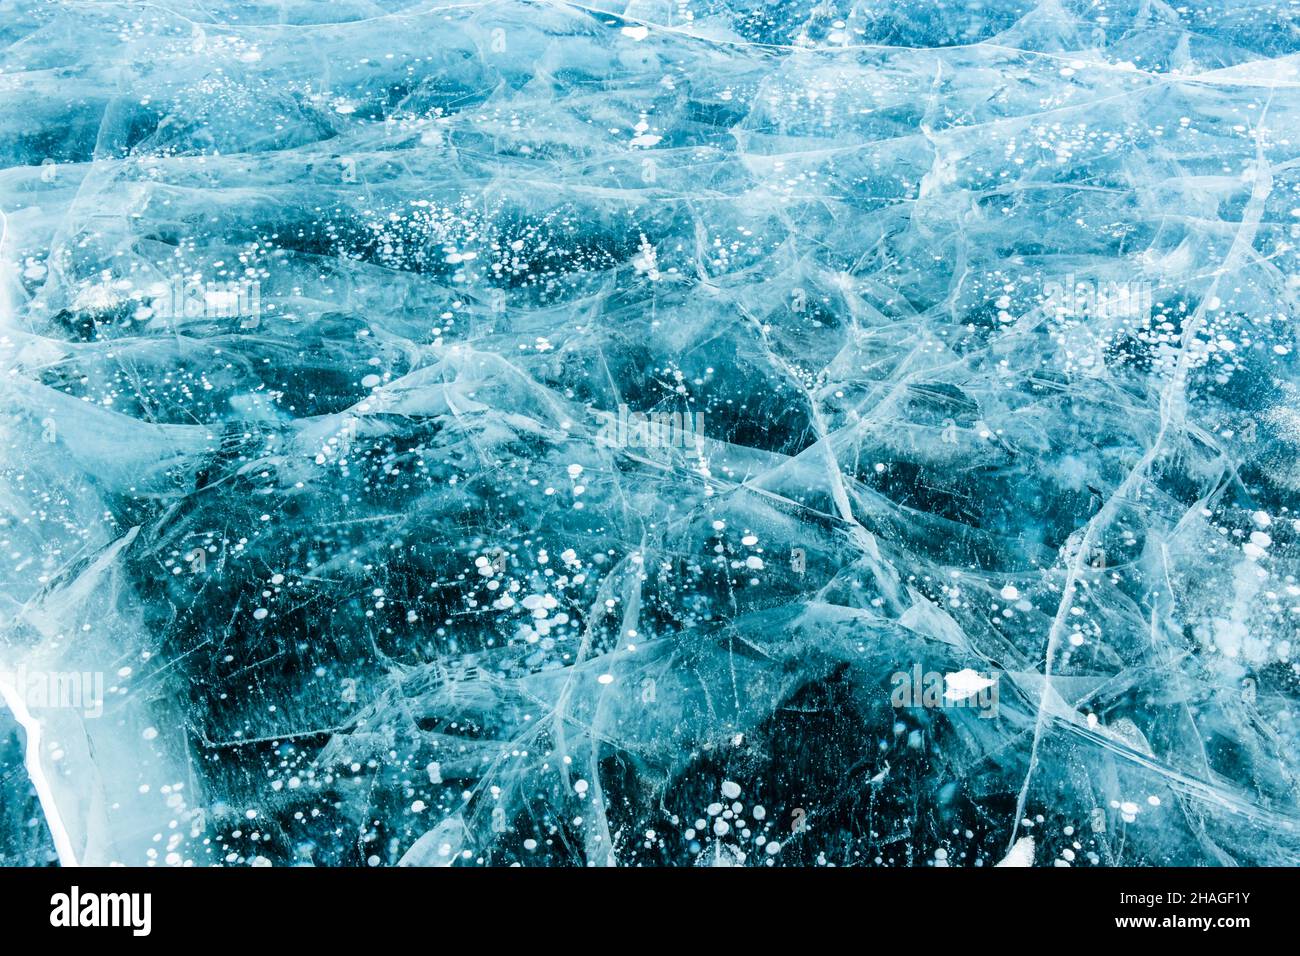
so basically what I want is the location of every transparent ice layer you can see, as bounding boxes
[1,0,1298,866]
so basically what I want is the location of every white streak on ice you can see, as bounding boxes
[0,678,79,867]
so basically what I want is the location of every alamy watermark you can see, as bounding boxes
[0,666,104,718]
[596,404,705,452]
[1043,275,1151,322]
[50,887,150,936]
[149,276,261,326]
[890,664,999,718]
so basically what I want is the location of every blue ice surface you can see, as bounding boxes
[0,0,1298,867]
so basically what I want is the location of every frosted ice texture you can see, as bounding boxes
[0,0,1298,867]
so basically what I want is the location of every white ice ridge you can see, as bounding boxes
[0,679,78,866]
